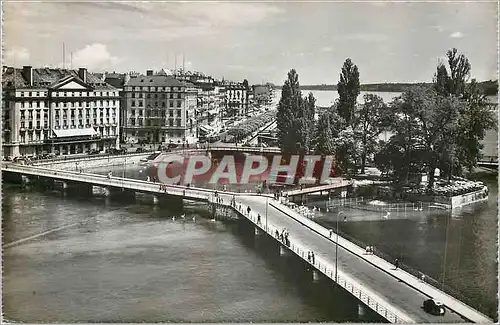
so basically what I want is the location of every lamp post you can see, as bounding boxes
[265,196,268,232]
[335,211,344,283]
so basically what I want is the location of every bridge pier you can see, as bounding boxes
[107,187,136,201]
[33,176,54,190]
[63,182,93,197]
[279,245,289,256]
[153,194,184,212]
[21,175,31,187]
[312,269,320,283]
[358,303,366,317]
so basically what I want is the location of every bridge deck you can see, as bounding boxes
[2,163,492,323]
[236,196,491,324]
[286,180,353,196]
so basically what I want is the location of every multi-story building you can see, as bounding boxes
[224,83,248,117]
[122,70,197,145]
[196,86,225,138]
[103,72,130,143]
[2,66,120,158]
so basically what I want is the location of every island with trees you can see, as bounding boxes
[275,48,497,208]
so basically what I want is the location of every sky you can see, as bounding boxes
[3,1,498,85]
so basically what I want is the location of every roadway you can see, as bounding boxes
[236,195,491,323]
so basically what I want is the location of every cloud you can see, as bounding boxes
[71,43,120,71]
[322,47,334,52]
[4,46,30,64]
[227,65,249,71]
[335,33,389,42]
[450,31,463,38]
[430,25,444,32]
[3,2,284,44]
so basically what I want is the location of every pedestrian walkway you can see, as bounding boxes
[232,195,491,324]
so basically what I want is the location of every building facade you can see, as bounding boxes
[2,66,120,158]
[122,70,197,145]
[196,86,225,138]
[224,83,248,117]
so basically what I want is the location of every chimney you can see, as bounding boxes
[78,68,87,83]
[146,70,154,76]
[22,66,33,86]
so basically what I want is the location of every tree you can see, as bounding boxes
[382,87,463,189]
[356,94,387,174]
[446,48,471,97]
[434,63,451,96]
[433,48,496,174]
[337,58,360,126]
[455,79,497,172]
[277,69,315,153]
[298,92,317,151]
[314,111,336,155]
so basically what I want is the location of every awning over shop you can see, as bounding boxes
[52,128,98,138]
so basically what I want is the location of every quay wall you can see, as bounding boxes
[33,153,156,171]
[435,189,489,209]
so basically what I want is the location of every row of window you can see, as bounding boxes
[21,108,117,119]
[129,118,183,127]
[54,120,117,128]
[128,130,186,138]
[19,100,119,109]
[130,92,183,99]
[125,86,184,92]
[130,100,183,108]
[20,118,117,129]
[129,109,181,117]
[18,91,118,98]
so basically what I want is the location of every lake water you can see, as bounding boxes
[303,90,401,107]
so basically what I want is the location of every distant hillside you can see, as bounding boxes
[274,81,498,96]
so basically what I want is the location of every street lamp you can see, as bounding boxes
[265,196,268,232]
[335,211,344,283]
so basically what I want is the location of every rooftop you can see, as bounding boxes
[125,74,187,88]
[2,67,116,90]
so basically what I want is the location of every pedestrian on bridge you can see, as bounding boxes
[394,258,399,270]
[311,252,315,264]
[329,229,333,238]
[247,206,251,216]
[257,214,261,225]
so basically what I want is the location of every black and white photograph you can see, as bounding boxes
[1,1,498,323]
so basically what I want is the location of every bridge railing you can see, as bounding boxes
[228,198,411,323]
[3,164,272,200]
[170,145,281,154]
[33,151,157,167]
[301,202,485,314]
[269,200,494,321]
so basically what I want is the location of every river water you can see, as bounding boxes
[2,178,378,323]
[3,161,497,322]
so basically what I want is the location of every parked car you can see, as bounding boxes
[136,147,146,153]
[422,299,445,316]
[88,149,100,155]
